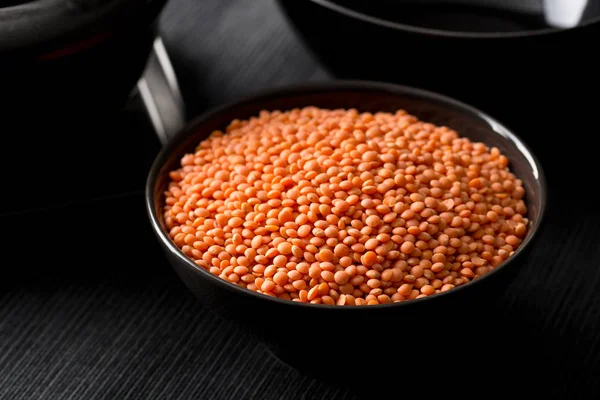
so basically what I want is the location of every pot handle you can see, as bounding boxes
[137,37,186,146]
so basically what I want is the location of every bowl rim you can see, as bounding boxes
[0,0,167,53]
[146,79,547,311]
[306,0,600,39]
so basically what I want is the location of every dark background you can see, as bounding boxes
[1,1,598,399]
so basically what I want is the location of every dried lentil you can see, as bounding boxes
[164,107,528,305]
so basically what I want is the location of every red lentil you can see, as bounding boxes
[164,107,528,306]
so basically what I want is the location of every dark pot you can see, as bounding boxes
[276,0,600,117]
[146,81,547,395]
[0,0,168,123]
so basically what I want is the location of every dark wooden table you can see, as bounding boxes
[1,1,598,399]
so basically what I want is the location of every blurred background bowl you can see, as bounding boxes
[0,0,168,123]
[276,0,600,115]
[146,80,546,389]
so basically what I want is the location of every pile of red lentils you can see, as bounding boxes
[164,107,528,306]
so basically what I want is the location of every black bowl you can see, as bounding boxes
[146,81,546,391]
[0,0,168,123]
[276,1,600,136]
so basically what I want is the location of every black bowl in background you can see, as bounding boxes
[276,0,600,114]
[276,0,600,185]
[0,0,167,124]
[146,81,547,392]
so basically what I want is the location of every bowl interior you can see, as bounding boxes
[314,0,600,36]
[149,82,545,302]
[0,0,34,7]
